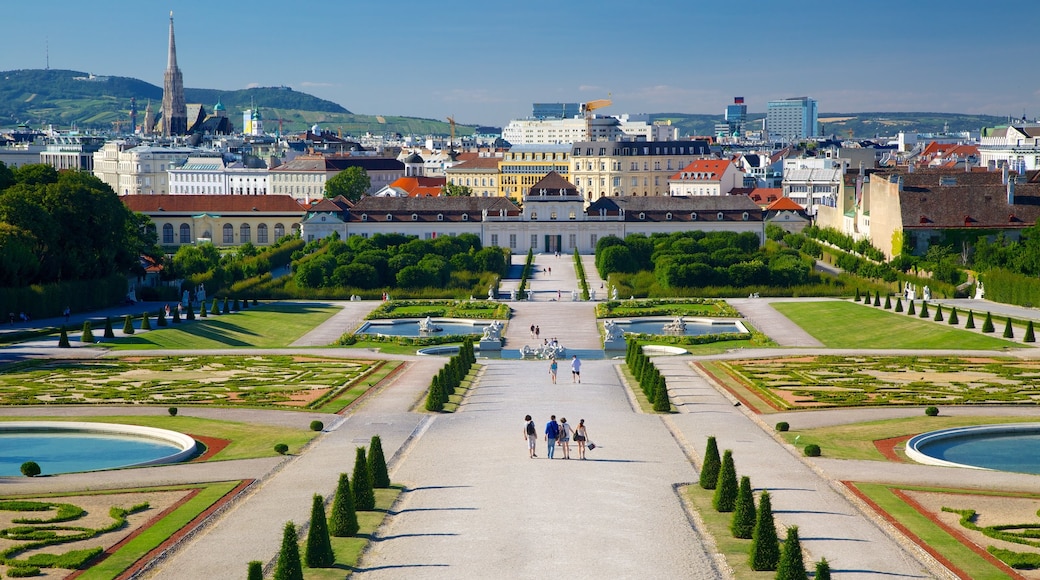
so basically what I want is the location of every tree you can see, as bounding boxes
[369,435,390,488]
[700,436,721,490]
[20,461,41,477]
[81,320,94,343]
[982,311,994,333]
[104,317,115,338]
[731,476,756,539]
[815,558,832,580]
[352,447,375,510]
[58,325,70,348]
[441,182,473,196]
[1026,320,1035,343]
[326,166,370,202]
[1003,317,1014,338]
[776,525,808,580]
[965,310,975,329]
[123,315,135,335]
[329,473,359,537]
[157,308,167,326]
[748,490,780,571]
[713,450,738,512]
[140,312,151,331]
[273,521,304,580]
[304,494,335,568]
[948,307,959,325]
[247,561,263,580]
[653,377,670,412]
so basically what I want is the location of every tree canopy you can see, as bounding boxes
[325,166,370,202]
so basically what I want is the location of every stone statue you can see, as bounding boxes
[418,316,442,333]
[488,286,495,300]
[196,283,206,306]
[663,316,687,333]
[922,285,931,302]
[604,320,623,342]
[182,290,190,307]
[974,281,985,300]
[611,286,619,300]
[904,282,916,302]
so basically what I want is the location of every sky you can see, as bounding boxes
[2,0,1038,126]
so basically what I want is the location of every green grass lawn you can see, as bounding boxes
[304,486,402,579]
[106,303,340,349]
[772,301,1020,349]
[0,415,316,460]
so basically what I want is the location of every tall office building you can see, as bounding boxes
[766,97,818,142]
[162,12,188,136]
[724,97,747,136]
[532,103,581,120]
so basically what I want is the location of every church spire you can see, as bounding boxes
[161,11,187,136]
[167,11,178,70]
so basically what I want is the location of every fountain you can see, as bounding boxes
[418,316,443,333]
[661,316,687,333]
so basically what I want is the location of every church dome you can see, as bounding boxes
[214,100,225,112]
[403,152,424,164]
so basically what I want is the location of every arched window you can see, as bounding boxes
[412,213,418,221]
[717,212,725,221]
[162,223,174,244]
[179,223,191,243]
[691,212,698,221]
[638,212,645,220]
[437,213,444,221]
[462,213,469,221]
[257,223,269,244]
[274,223,285,238]
[665,212,672,220]
[240,223,251,243]
[361,214,368,221]
[386,214,393,221]
[291,224,300,236]
[742,212,749,221]
[223,224,234,244]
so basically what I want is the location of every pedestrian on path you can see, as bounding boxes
[530,323,535,338]
[548,267,552,276]
[523,415,537,458]
[535,325,540,339]
[571,355,581,383]
[544,415,559,459]
[559,417,573,459]
[574,419,588,459]
[549,358,558,384]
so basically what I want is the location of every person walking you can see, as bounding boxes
[523,415,537,458]
[530,323,535,338]
[574,419,589,459]
[559,417,573,459]
[549,357,558,384]
[544,415,560,459]
[571,355,582,383]
[535,325,540,339]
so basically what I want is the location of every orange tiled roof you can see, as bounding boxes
[669,159,733,181]
[766,196,804,211]
[389,176,447,197]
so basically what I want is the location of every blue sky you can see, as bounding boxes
[2,0,1038,125]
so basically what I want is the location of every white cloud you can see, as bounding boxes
[245,82,261,89]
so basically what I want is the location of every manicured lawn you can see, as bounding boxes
[76,481,242,580]
[782,415,1040,461]
[366,300,509,320]
[304,486,402,579]
[771,301,1020,349]
[315,361,402,414]
[683,485,774,580]
[107,303,340,349]
[0,415,316,460]
[596,299,739,319]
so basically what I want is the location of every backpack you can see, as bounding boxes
[526,421,536,436]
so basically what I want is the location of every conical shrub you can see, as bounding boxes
[883,294,891,309]
[81,320,94,343]
[140,312,151,330]
[222,297,230,314]
[1003,317,1014,338]
[243,299,250,309]
[982,311,994,333]
[273,521,303,580]
[329,473,359,537]
[104,317,115,338]
[58,325,70,348]
[949,307,959,325]
[186,303,195,320]
[919,301,929,318]
[934,304,943,322]
[157,308,167,326]
[894,298,903,312]
[748,490,780,571]
[233,298,241,311]
[211,297,220,315]
[352,447,375,510]
[172,307,181,324]
[699,436,721,490]
[247,560,263,580]
[368,435,390,488]
[815,557,832,580]
[713,450,738,512]
[776,525,808,580]
[1025,320,1035,343]
[304,494,335,568]
[123,315,135,335]
[873,292,880,307]
[653,376,670,412]
[731,476,756,539]
[907,301,916,316]
[200,302,208,317]
[854,288,860,302]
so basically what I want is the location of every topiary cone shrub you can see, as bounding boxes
[104,317,115,338]
[854,288,860,302]
[1003,318,1014,338]
[274,521,303,580]
[776,525,808,580]
[775,422,789,432]
[982,312,994,333]
[186,304,195,320]
[243,299,250,309]
[20,461,41,477]
[168,407,178,417]
[873,292,881,307]
[81,321,94,343]
[247,561,263,580]
[699,436,721,490]
[1026,321,1036,343]
[329,473,359,537]
[948,307,959,325]
[748,490,780,571]
[58,325,70,348]
[200,302,208,317]
[907,301,916,316]
[222,297,230,314]
[274,443,289,455]
[965,310,975,329]
[353,447,375,510]
[253,298,259,306]
[925,406,939,416]
[140,312,151,330]
[731,476,756,539]
[123,315,135,335]
[934,304,943,322]
[919,301,929,318]
[172,308,181,324]
[369,435,390,488]
[713,450,738,512]
[310,420,324,432]
[803,444,821,457]
[211,298,221,315]
[157,308,167,327]
[894,298,903,312]
[652,377,671,412]
[304,494,335,568]
[233,298,241,311]
[815,557,832,580]
[883,295,891,309]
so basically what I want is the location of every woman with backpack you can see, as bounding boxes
[523,415,537,458]
[574,419,589,460]
[559,417,573,459]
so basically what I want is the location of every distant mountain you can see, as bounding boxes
[649,112,1009,139]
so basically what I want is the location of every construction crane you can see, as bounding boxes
[580,98,612,142]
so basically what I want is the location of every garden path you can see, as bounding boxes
[289,299,380,346]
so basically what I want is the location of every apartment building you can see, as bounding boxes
[568,140,712,201]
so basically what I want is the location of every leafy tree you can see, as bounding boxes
[368,435,390,488]
[171,243,222,278]
[352,447,375,510]
[731,476,756,539]
[776,525,808,580]
[20,461,41,477]
[325,166,370,202]
[304,494,335,568]
[441,182,473,196]
[273,521,304,580]
[14,163,58,186]
[713,450,738,512]
[748,490,780,571]
[0,160,14,191]
[329,473,359,537]
[699,436,721,490]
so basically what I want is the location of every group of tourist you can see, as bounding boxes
[523,415,590,459]
[547,354,580,384]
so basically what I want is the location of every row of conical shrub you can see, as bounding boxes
[699,435,831,578]
[266,435,391,578]
[625,340,671,412]
[425,338,475,411]
[857,290,1035,342]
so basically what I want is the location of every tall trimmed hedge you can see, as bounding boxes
[425,338,475,412]
[776,525,808,580]
[80,320,94,343]
[122,315,135,334]
[699,436,721,490]
[713,450,738,512]
[273,521,304,580]
[352,447,375,511]
[748,490,780,571]
[368,435,390,489]
[329,472,359,537]
[304,494,334,568]
[731,476,756,539]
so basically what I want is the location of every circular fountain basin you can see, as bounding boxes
[355,318,493,338]
[905,423,1040,474]
[0,421,197,476]
[612,317,747,336]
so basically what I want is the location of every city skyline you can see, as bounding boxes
[2,0,1038,126]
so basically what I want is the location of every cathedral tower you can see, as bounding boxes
[162,12,188,136]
